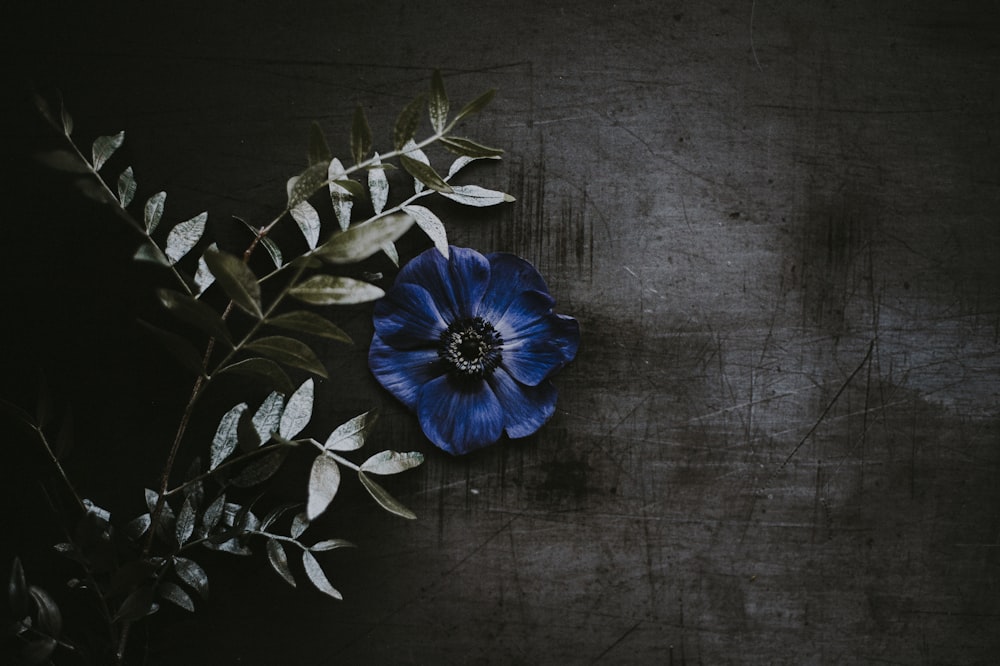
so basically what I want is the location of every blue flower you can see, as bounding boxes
[369,246,579,455]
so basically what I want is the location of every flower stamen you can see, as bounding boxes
[438,317,504,379]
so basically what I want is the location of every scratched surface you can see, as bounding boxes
[2,1,999,664]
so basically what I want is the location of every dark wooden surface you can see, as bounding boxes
[3,1,999,664]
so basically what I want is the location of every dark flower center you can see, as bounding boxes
[438,317,504,379]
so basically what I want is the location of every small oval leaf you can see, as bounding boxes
[118,166,137,206]
[165,212,208,265]
[310,538,355,552]
[92,130,124,171]
[252,391,286,447]
[137,320,206,376]
[289,200,321,250]
[454,89,495,122]
[279,379,314,440]
[144,191,167,233]
[324,409,378,451]
[210,403,248,470]
[302,550,342,600]
[306,454,341,521]
[267,539,296,588]
[230,447,289,487]
[360,450,425,476]
[402,205,448,258]
[172,556,210,599]
[309,121,332,166]
[368,153,389,215]
[159,581,195,612]
[288,161,330,209]
[328,158,354,231]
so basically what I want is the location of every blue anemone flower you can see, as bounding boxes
[369,246,579,455]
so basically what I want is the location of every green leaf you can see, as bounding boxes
[203,248,263,318]
[144,191,167,233]
[327,158,354,231]
[266,539,296,588]
[306,454,341,520]
[9,557,28,618]
[289,200,321,250]
[360,450,424,476]
[244,336,329,378]
[289,275,384,306]
[288,161,330,209]
[34,149,89,173]
[252,391,285,446]
[230,447,289,487]
[324,409,378,451]
[175,496,196,545]
[393,94,426,150]
[399,154,453,194]
[440,136,504,158]
[310,538,355,552]
[266,310,352,344]
[118,166,137,206]
[159,581,195,612]
[308,121,331,166]
[137,320,206,376]
[429,69,449,133]
[172,556,209,599]
[210,402,248,470]
[302,550,342,600]
[29,585,62,636]
[92,130,124,171]
[279,378,314,440]
[359,472,417,519]
[350,104,372,165]
[215,357,294,395]
[165,211,207,264]
[315,212,414,265]
[454,88,496,122]
[368,152,389,215]
[402,204,448,258]
[157,288,232,345]
[440,184,515,207]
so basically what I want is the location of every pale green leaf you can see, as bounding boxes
[159,581,194,612]
[165,211,208,264]
[309,121,331,166]
[368,152,388,215]
[358,472,417,519]
[446,155,500,180]
[454,89,495,122]
[118,166,137,206]
[290,511,309,538]
[215,357,294,395]
[360,450,425,476]
[266,310,352,344]
[328,158,353,231]
[402,204,448,258]
[441,184,515,207]
[252,391,285,446]
[144,191,167,233]
[429,69,449,133]
[310,538,355,552]
[439,136,504,159]
[393,94,425,150]
[266,539,296,588]
[400,154,453,194]
[279,379,314,440]
[288,161,329,209]
[302,550,342,600]
[289,200,321,249]
[172,556,209,599]
[193,245,217,295]
[324,409,378,451]
[157,288,232,345]
[92,130,124,171]
[350,104,372,165]
[401,139,431,194]
[203,248,262,318]
[314,212,414,265]
[175,496,196,545]
[306,454,341,520]
[244,336,329,378]
[289,275,383,306]
[210,402,248,470]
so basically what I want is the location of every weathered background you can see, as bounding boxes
[2,1,999,663]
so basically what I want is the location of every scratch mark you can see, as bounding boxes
[589,620,642,664]
[750,0,763,71]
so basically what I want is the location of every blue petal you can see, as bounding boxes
[499,310,580,386]
[395,246,490,322]
[374,283,447,348]
[368,334,444,409]
[417,375,504,455]
[477,253,552,324]
[488,368,558,439]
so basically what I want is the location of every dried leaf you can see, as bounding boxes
[210,403,248,470]
[244,336,329,378]
[279,379,314,440]
[306,454,341,520]
[203,248,263,318]
[315,212,414,265]
[360,450,425,476]
[402,204,448,258]
[165,211,208,264]
[302,550,342,600]
[288,275,384,306]
[266,310,352,344]
[324,409,378,451]
[92,130,124,171]
[266,539,296,588]
[359,472,417,519]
